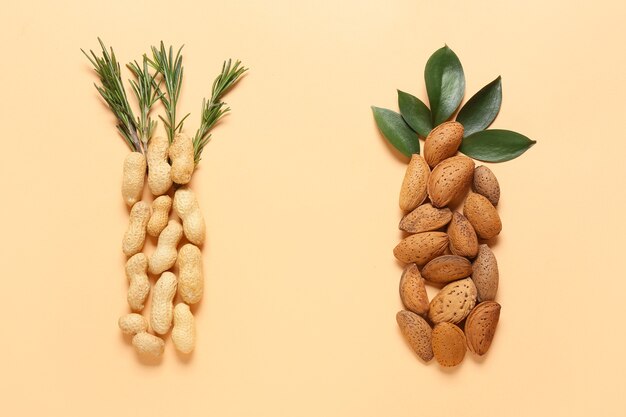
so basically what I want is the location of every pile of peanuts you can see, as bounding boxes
[394,122,502,367]
[118,134,204,358]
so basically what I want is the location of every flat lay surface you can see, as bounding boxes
[1,0,625,415]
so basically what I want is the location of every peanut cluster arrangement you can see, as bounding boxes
[84,39,246,359]
[372,45,535,367]
[394,122,502,367]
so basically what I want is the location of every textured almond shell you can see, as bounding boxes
[423,121,464,168]
[169,133,195,185]
[399,263,429,316]
[147,136,173,196]
[428,278,477,324]
[396,310,433,362]
[464,192,502,240]
[150,272,177,335]
[172,303,196,354]
[148,220,183,275]
[472,244,499,301]
[393,232,448,266]
[421,255,472,284]
[465,301,501,356]
[399,154,430,211]
[432,322,466,367]
[125,253,150,311]
[473,166,500,206]
[447,212,479,258]
[122,152,146,207]
[173,187,206,246]
[122,201,151,257]
[399,203,452,233]
[427,155,475,208]
[132,332,165,357]
[147,195,172,238]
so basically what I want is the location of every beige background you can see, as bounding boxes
[1,0,625,415]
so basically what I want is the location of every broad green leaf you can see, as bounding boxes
[460,130,536,162]
[397,90,432,137]
[372,106,419,157]
[425,45,465,125]
[456,76,502,137]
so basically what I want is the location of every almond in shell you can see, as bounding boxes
[471,244,499,301]
[393,232,448,266]
[421,255,472,284]
[473,166,500,206]
[399,154,430,212]
[399,263,429,316]
[463,192,502,240]
[399,203,452,233]
[432,322,466,367]
[428,277,477,324]
[447,212,479,258]
[423,121,464,168]
[464,301,501,356]
[427,155,474,208]
[396,310,434,362]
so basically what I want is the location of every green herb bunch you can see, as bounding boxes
[372,45,535,162]
[82,38,247,165]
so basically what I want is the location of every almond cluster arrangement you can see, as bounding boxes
[83,39,246,360]
[372,45,535,367]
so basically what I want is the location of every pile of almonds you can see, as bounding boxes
[394,121,502,367]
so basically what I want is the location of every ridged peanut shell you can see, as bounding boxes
[472,244,499,301]
[169,133,195,185]
[122,201,150,257]
[172,303,196,354]
[150,272,177,335]
[447,212,479,258]
[465,301,501,356]
[147,195,172,238]
[428,278,477,324]
[464,192,502,240]
[118,313,148,335]
[399,154,430,211]
[132,332,165,357]
[148,220,183,275]
[122,152,146,207]
[173,187,206,246]
[177,244,204,304]
[125,253,150,311]
[427,155,475,208]
[393,232,448,266]
[399,203,452,233]
[396,310,433,362]
[473,166,500,206]
[147,136,172,196]
[421,255,472,284]
[423,121,464,168]
[399,263,429,316]
[432,322,466,367]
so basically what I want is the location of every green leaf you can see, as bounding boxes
[460,130,536,162]
[456,76,502,137]
[425,45,465,125]
[372,106,419,157]
[397,90,432,137]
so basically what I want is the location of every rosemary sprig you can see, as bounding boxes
[193,59,248,164]
[127,56,161,148]
[147,42,190,144]
[82,38,142,152]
